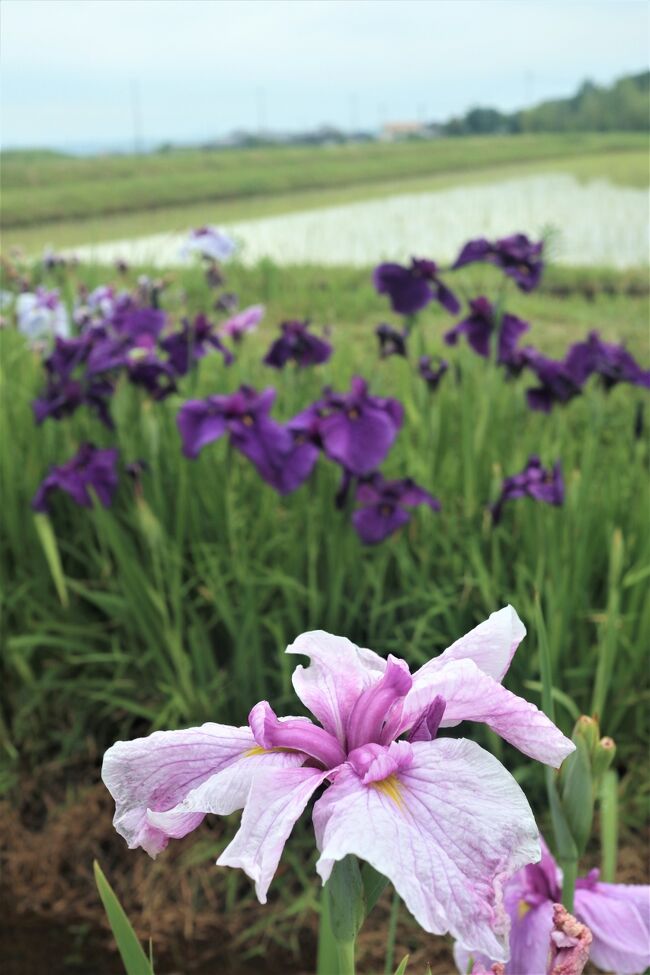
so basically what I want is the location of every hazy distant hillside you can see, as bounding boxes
[444,72,650,136]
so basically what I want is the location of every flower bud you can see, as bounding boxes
[592,736,616,784]
[560,717,597,856]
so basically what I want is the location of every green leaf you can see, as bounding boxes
[361,862,388,916]
[93,860,154,975]
[33,513,68,607]
[393,956,410,975]
[326,855,364,943]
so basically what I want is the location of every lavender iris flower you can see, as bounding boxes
[491,456,564,524]
[263,320,332,369]
[454,838,650,975]
[32,443,119,512]
[444,297,530,370]
[315,376,404,475]
[219,305,265,342]
[16,288,70,341]
[181,226,237,262]
[453,234,544,292]
[418,355,449,390]
[376,323,408,358]
[102,608,574,962]
[373,258,460,316]
[161,314,234,376]
[351,474,441,544]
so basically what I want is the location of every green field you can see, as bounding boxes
[2,132,648,254]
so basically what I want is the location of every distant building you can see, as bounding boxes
[379,122,431,142]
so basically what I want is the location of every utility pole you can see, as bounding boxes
[130,79,143,154]
[256,87,267,134]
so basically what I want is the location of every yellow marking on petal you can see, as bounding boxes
[243,745,288,757]
[518,899,531,919]
[244,745,268,757]
[371,774,404,807]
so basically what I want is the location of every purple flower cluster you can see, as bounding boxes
[32,293,241,429]
[27,229,648,547]
[522,332,650,412]
[175,375,437,542]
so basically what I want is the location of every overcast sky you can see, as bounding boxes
[1,0,648,151]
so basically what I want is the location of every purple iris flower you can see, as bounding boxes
[314,376,404,475]
[32,443,119,512]
[33,333,115,428]
[491,456,564,524]
[32,376,115,429]
[176,386,315,494]
[373,258,460,316]
[418,356,449,390]
[102,607,574,962]
[44,334,93,379]
[444,297,530,370]
[215,291,239,313]
[565,331,650,391]
[521,349,584,413]
[263,320,332,369]
[351,474,441,544]
[454,838,650,975]
[110,304,166,341]
[127,354,177,401]
[453,234,544,292]
[376,323,408,358]
[161,314,234,376]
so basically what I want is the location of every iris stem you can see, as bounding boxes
[383,890,400,975]
[336,939,356,975]
[560,855,578,913]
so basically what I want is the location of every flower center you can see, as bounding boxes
[371,774,404,807]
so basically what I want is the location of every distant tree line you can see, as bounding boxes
[442,72,649,135]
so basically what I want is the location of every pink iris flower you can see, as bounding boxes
[454,838,650,974]
[102,607,574,961]
[218,304,265,341]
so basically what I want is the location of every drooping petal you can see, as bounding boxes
[417,606,526,683]
[217,766,329,902]
[101,723,255,856]
[146,747,306,837]
[313,738,540,962]
[574,881,650,974]
[404,658,574,768]
[286,630,386,745]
